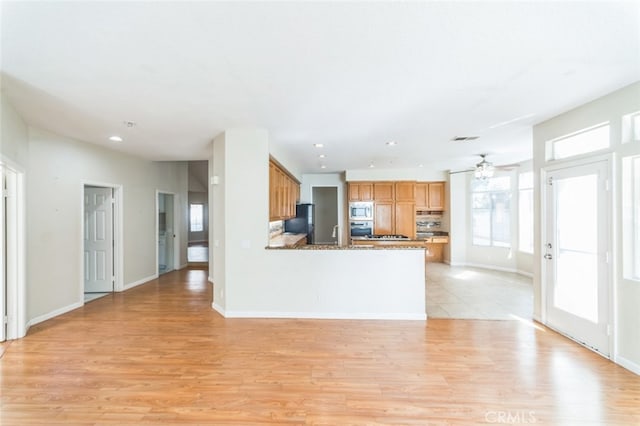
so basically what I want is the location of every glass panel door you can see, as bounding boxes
[545,161,610,355]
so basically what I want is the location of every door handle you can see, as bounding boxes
[544,253,553,260]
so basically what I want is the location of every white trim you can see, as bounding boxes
[212,302,226,316]
[123,274,158,291]
[444,260,533,278]
[208,276,214,283]
[26,302,83,328]
[156,190,180,275]
[615,355,640,376]
[1,163,27,339]
[218,310,427,321]
[463,262,520,274]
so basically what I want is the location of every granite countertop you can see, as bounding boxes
[267,244,425,250]
[267,232,307,248]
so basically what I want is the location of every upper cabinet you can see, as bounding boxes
[394,181,416,202]
[373,182,394,202]
[348,182,373,201]
[269,159,300,221]
[416,182,445,211]
[427,182,445,210]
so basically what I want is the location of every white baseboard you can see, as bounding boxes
[216,310,427,321]
[123,274,158,291]
[615,355,640,375]
[26,301,83,328]
[212,302,225,316]
[464,262,520,274]
[177,263,189,270]
[208,276,213,284]
[443,261,533,278]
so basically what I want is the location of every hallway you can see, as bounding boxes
[1,268,638,424]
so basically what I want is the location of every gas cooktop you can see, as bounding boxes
[366,234,409,240]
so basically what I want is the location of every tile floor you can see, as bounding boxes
[426,263,533,320]
[188,244,208,262]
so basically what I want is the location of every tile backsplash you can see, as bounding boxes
[269,220,284,238]
[416,214,442,230]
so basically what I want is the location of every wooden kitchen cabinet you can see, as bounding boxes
[395,201,416,238]
[373,182,394,202]
[415,181,445,211]
[428,182,445,210]
[269,159,300,221]
[394,181,416,202]
[374,201,394,235]
[348,182,373,201]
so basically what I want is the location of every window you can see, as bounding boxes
[623,156,640,281]
[471,176,511,248]
[518,172,534,253]
[622,111,640,144]
[547,123,610,161]
[189,203,204,232]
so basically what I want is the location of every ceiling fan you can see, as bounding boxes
[450,154,520,179]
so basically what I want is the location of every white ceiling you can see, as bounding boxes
[2,1,639,174]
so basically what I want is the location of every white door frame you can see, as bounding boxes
[156,190,180,274]
[540,154,614,357]
[0,157,27,340]
[80,181,124,301]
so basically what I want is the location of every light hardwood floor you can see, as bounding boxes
[1,267,639,425]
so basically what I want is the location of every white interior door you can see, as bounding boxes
[84,186,114,292]
[544,160,610,355]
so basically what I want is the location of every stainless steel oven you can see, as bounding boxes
[350,221,373,237]
[349,202,373,221]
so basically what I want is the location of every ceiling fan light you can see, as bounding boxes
[474,162,494,179]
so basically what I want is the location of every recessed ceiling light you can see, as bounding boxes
[369,163,375,168]
[386,141,397,146]
[313,143,324,148]
[318,154,326,158]
[418,164,424,168]
[109,136,123,142]
[320,165,327,169]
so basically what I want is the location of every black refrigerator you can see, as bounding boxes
[284,203,315,244]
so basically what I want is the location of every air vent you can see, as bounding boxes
[451,136,479,142]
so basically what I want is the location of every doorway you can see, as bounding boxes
[0,162,26,341]
[84,185,115,300]
[544,160,611,356]
[157,192,176,274]
[312,187,339,245]
[187,160,209,264]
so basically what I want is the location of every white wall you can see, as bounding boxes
[346,168,447,182]
[447,173,467,265]
[211,129,426,319]
[533,81,640,374]
[1,92,29,167]
[2,93,191,327]
[22,126,188,325]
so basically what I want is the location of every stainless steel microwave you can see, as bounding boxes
[349,202,373,220]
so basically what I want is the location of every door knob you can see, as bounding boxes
[544,253,553,260]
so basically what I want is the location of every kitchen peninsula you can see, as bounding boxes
[212,131,426,322]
